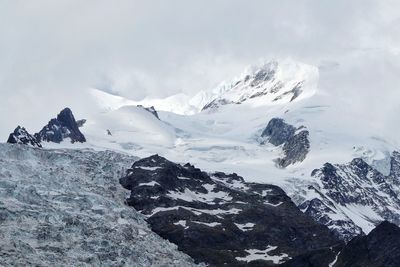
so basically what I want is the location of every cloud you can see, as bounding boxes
[0,0,399,138]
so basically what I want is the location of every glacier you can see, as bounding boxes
[0,143,198,266]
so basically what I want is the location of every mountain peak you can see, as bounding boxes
[198,59,318,111]
[35,107,86,143]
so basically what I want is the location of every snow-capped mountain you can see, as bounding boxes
[196,59,318,111]
[4,58,400,265]
[91,59,317,115]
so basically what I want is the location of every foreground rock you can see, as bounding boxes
[333,221,400,267]
[35,107,86,143]
[286,221,400,267]
[120,154,341,266]
[261,118,310,167]
[7,126,42,147]
[0,144,198,266]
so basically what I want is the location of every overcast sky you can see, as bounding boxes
[1,0,400,138]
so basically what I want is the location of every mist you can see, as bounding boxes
[1,0,399,139]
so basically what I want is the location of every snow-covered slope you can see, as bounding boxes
[81,105,177,154]
[0,143,198,266]
[17,58,400,241]
[90,88,197,115]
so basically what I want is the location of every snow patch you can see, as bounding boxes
[166,187,232,203]
[236,246,290,264]
[234,223,256,231]
[138,181,160,187]
[193,221,221,227]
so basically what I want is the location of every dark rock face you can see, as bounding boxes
[137,105,160,120]
[301,153,400,242]
[7,126,42,147]
[261,118,310,168]
[334,221,400,267]
[35,108,86,143]
[279,130,310,167]
[282,245,342,267]
[284,221,400,267]
[120,155,341,266]
[261,118,296,146]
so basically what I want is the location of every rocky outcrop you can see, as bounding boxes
[120,155,341,266]
[261,118,296,146]
[279,129,310,167]
[6,126,42,147]
[261,118,310,167]
[137,105,160,119]
[35,108,86,143]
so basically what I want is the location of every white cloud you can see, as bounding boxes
[0,0,399,139]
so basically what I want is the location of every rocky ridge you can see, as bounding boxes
[120,154,341,266]
[137,105,160,120]
[296,151,400,242]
